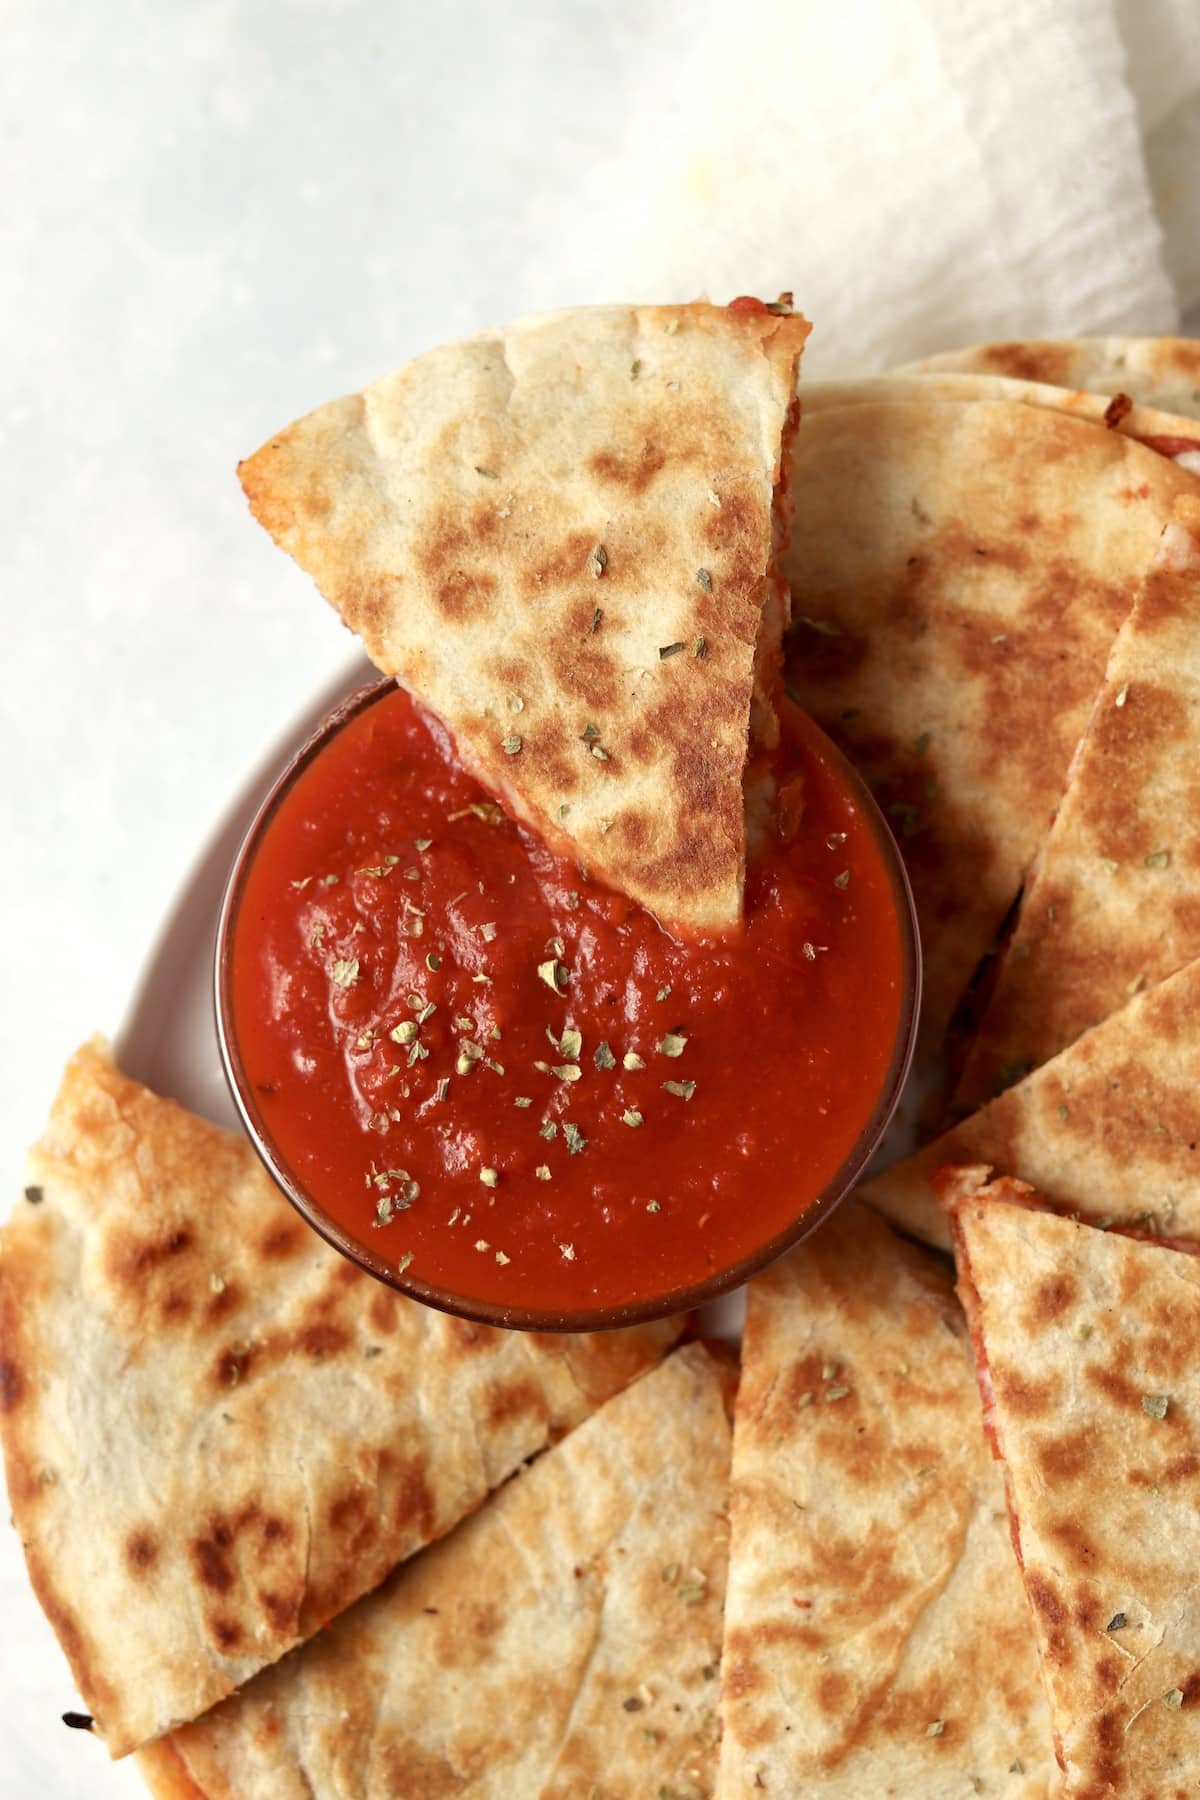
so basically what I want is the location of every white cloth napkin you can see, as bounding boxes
[529,0,1200,374]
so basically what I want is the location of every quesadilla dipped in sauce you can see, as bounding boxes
[240,300,810,938]
[717,1201,1055,1798]
[897,336,1200,424]
[0,1042,679,1757]
[944,1168,1200,1799]
[781,394,1200,1062]
[861,954,1200,1253]
[956,498,1200,1109]
[228,301,916,1317]
[137,1344,731,1800]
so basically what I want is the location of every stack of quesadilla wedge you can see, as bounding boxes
[781,389,1200,1058]
[897,336,1200,423]
[717,1201,1055,1797]
[0,1043,678,1757]
[803,369,1200,456]
[137,1344,731,1800]
[945,1169,1200,1798]
[954,496,1200,1107]
[12,312,1200,1800]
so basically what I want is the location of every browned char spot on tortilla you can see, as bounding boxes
[1026,1271,1078,1328]
[1025,1567,1073,1666]
[994,1369,1053,1417]
[485,1378,546,1431]
[192,1522,236,1595]
[516,529,597,597]
[258,1222,305,1260]
[1035,1425,1096,1484]
[0,1358,24,1412]
[209,1616,244,1653]
[980,343,1080,387]
[125,1530,159,1574]
[589,441,668,495]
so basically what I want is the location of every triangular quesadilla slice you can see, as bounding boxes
[896,336,1200,423]
[717,1200,1055,1798]
[240,301,810,936]
[137,1344,731,1800]
[860,955,1200,1252]
[0,1041,679,1757]
[781,394,1200,1056]
[955,498,1200,1108]
[944,1168,1200,1798]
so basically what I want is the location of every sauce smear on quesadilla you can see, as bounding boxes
[225,684,906,1313]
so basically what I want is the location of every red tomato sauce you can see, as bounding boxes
[225,685,909,1317]
[1135,433,1200,461]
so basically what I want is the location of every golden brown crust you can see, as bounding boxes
[957,502,1200,1105]
[0,1042,679,1756]
[717,1201,1055,1798]
[782,394,1200,1061]
[861,954,1200,1251]
[149,1346,729,1800]
[239,302,809,936]
[137,1740,211,1800]
[947,1183,1200,1798]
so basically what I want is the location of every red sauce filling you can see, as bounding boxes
[225,686,908,1316]
[1135,433,1200,460]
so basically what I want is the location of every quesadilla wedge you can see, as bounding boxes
[240,300,810,937]
[782,395,1200,1053]
[897,336,1200,423]
[717,1200,1055,1798]
[0,1041,679,1757]
[863,953,1200,1252]
[954,498,1200,1107]
[137,1344,731,1800]
[944,1168,1200,1798]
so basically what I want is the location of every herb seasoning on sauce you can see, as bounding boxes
[222,683,911,1318]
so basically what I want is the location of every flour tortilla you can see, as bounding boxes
[803,371,1200,467]
[240,302,809,937]
[782,396,1200,1054]
[955,499,1200,1107]
[897,336,1200,422]
[861,954,1200,1252]
[137,1344,730,1800]
[0,1042,679,1757]
[717,1200,1054,1799]
[945,1170,1200,1798]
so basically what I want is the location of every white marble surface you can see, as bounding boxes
[2,1,1197,1794]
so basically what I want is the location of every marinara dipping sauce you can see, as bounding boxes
[218,682,917,1327]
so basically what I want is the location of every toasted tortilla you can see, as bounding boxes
[861,955,1200,1252]
[945,1169,1200,1797]
[782,396,1200,1052]
[136,1344,730,1800]
[897,336,1200,422]
[240,302,810,937]
[954,498,1200,1108]
[0,1041,679,1758]
[801,372,1200,467]
[716,1200,1055,1798]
